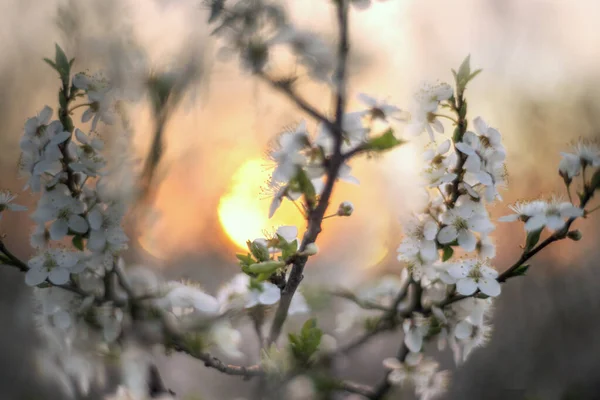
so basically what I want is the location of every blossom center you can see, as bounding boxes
[453,217,469,231]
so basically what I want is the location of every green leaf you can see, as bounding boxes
[249,241,270,262]
[72,235,84,251]
[468,69,483,82]
[236,253,255,267]
[364,129,405,152]
[54,44,70,83]
[452,126,462,142]
[247,260,285,274]
[59,91,68,110]
[456,55,471,85]
[511,264,530,277]
[442,246,454,262]
[296,169,316,205]
[43,58,57,70]
[288,318,323,365]
[459,100,468,120]
[280,238,298,260]
[525,228,543,252]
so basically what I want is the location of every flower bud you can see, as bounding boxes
[250,239,270,262]
[567,230,582,241]
[301,243,318,256]
[337,201,354,217]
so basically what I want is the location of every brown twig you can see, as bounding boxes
[266,0,350,347]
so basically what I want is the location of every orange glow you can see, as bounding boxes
[218,158,306,250]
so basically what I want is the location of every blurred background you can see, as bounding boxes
[0,0,599,399]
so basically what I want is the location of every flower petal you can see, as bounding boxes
[49,219,69,240]
[49,268,70,285]
[25,268,48,286]
[68,214,89,233]
[437,226,458,244]
[478,278,501,297]
[457,229,476,252]
[456,278,478,296]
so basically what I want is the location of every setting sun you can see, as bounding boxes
[218,158,306,250]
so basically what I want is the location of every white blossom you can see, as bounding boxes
[269,121,309,184]
[416,371,450,400]
[437,203,495,252]
[157,281,220,316]
[276,225,298,243]
[69,129,105,176]
[447,259,501,297]
[265,179,302,219]
[399,214,439,261]
[210,320,243,359]
[357,93,402,121]
[0,191,27,218]
[79,76,115,132]
[32,185,88,240]
[25,249,80,286]
[217,274,283,311]
[87,204,128,252]
[403,315,428,352]
[383,352,440,389]
[499,199,583,231]
[422,166,457,188]
[405,82,453,141]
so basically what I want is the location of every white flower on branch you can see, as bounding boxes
[383,352,440,389]
[403,315,429,352]
[32,184,88,240]
[357,93,402,121]
[447,259,501,297]
[26,248,80,286]
[276,225,298,243]
[69,129,106,176]
[265,179,302,219]
[423,139,456,171]
[209,320,243,359]
[559,152,582,181]
[422,166,457,188]
[269,121,309,184]
[405,82,453,142]
[416,370,450,400]
[451,321,492,364]
[20,108,69,155]
[399,214,439,261]
[397,242,438,281]
[437,203,494,252]
[87,204,128,252]
[560,139,600,172]
[218,273,307,312]
[0,190,27,218]
[499,198,583,232]
[158,281,220,317]
[77,74,116,132]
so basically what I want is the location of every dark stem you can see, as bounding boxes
[265,0,350,346]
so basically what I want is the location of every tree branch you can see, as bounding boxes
[266,0,350,346]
